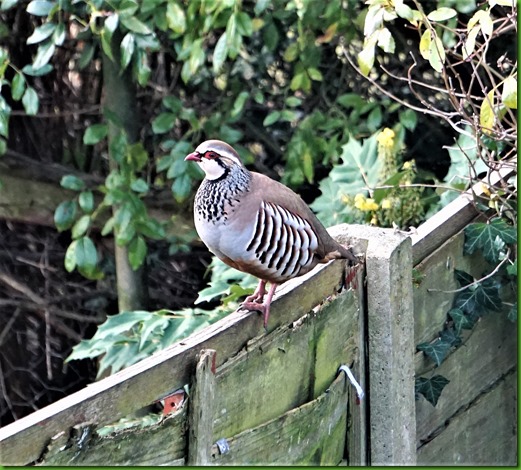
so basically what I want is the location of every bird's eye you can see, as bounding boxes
[205,151,219,159]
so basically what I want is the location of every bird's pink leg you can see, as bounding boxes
[241,282,278,329]
[243,279,267,304]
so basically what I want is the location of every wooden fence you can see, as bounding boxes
[0,165,516,465]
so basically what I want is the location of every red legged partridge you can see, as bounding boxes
[185,140,359,328]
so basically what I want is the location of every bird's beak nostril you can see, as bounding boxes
[185,152,202,162]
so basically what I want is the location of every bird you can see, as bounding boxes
[185,139,359,329]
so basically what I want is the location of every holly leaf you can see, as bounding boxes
[464,217,517,264]
[417,339,452,366]
[415,375,450,406]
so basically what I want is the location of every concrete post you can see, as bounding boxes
[329,224,417,465]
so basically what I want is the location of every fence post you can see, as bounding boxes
[187,349,217,465]
[329,224,416,465]
[365,228,416,465]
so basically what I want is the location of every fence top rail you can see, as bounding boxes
[411,161,516,266]
[0,256,348,466]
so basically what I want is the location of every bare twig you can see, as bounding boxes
[427,248,512,294]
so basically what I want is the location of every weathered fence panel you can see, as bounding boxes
[0,162,516,466]
[409,162,517,466]
[412,231,517,466]
[0,239,370,466]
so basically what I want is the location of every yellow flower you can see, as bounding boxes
[377,127,395,149]
[402,161,413,170]
[479,182,491,197]
[381,198,392,209]
[363,198,379,211]
[354,195,366,210]
[370,215,378,225]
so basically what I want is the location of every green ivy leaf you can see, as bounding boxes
[54,200,78,231]
[473,278,502,312]
[417,339,452,366]
[464,218,517,264]
[415,375,450,406]
[454,269,473,287]
[21,63,53,76]
[448,307,476,335]
[439,327,462,347]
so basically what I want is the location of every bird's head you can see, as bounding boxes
[185,140,244,180]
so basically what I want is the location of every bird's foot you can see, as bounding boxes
[243,279,267,304]
[240,282,277,331]
[240,301,269,331]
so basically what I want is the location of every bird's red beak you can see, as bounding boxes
[185,152,201,162]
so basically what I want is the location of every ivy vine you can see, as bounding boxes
[415,216,517,407]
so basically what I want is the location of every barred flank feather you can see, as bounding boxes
[246,201,319,280]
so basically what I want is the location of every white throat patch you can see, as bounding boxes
[198,158,226,180]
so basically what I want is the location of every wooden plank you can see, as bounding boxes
[417,371,517,465]
[347,267,368,465]
[209,372,349,465]
[40,408,187,466]
[415,311,517,443]
[0,257,348,465]
[212,289,360,440]
[413,231,491,345]
[411,163,516,266]
[187,349,217,465]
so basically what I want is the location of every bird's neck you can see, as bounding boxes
[195,165,252,223]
